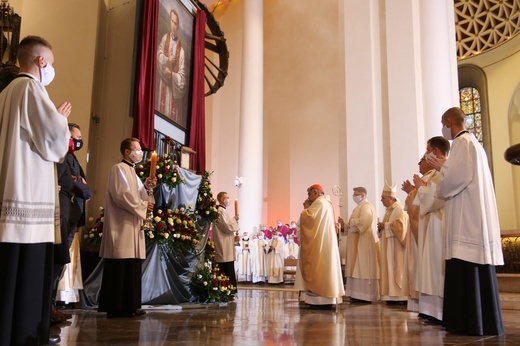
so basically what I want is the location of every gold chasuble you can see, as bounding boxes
[299,196,345,300]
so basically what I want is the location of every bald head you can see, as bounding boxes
[442,107,465,126]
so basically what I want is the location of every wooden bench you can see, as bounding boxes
[283,258,298,282]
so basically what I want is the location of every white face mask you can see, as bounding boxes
[40,63,55,86]
[289,239,294,243]
[352,195,363,205]
[224,198,231,207]
[258,235,264,240]
[425,151,436,162]
[442,125,453,140]
[129,150,143,163]
[291,224,296,228]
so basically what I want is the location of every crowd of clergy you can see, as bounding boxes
[234,220,300,284]
[230,107,504,337]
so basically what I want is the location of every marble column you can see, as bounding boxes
[237,0,263,234]
[419,0,459,139]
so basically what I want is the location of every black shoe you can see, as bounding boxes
[107,312,134,318]
[424,317,442,325]
[45,335,61,345]
[307,304,333,309]
[350,298,371,304]
[134,309,146,316]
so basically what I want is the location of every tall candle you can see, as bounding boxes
[149,151,158,179]
[234,199,239,217]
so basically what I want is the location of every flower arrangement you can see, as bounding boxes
[189,261,236,303]
[195,171,219,223]
[145,204,200,255]
[84,207,104,248]
[204,239,216,263]
[135,154,184,188]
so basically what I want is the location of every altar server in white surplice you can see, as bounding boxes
[251,231,268,283]
[0,35,71,346]
[377,182,409,304]
[266,231,285,284]
[236,232,252,282]
[339,187,380,303]
[411,136,450,323]
[434,107,504,336]
[98,138,156,319]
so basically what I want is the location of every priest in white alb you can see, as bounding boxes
[377,182,409,304]
[250,231,268,283]
[339,187,380,303]
[266,231,285,284]
[412,136,450,323]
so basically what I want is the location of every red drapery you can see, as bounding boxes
[132,0,158,151]
[188,9,207,174]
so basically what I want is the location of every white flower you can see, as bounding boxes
[188,204,194,209]
[88,217,94,222]
[99,206,104,211]
[171,177,177,183]
[203,193,207,197]
[175,233,180,238]
[154,216,161,223]
[89,234,94,238]
[197,274,202,279]
[203,281,208,286]
[139,171,144,176]
[158,174,163,179]
[213,287,218,291]
[155,165,159,170]
[180,207,185,212]
[83,234,88,239]
[220,287,226,292]
[158,209,163,214]
[183,220,187,226]
[100,217,105,222]
[138,164,143,169]
[226,290,231,295]
[206,211,210,215]
[166,165,170,169]
[181,235,186,240]
[99,233,103,237]
[167,209,172,214]
[163,233,169,239]
[167,218,174,225]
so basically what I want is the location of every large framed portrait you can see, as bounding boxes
[155,0,194,130]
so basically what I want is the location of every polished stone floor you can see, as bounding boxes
[52,284,520,345]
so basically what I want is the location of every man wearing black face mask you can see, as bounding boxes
[66,123,92,246]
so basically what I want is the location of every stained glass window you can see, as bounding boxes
[459,86,483,145]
